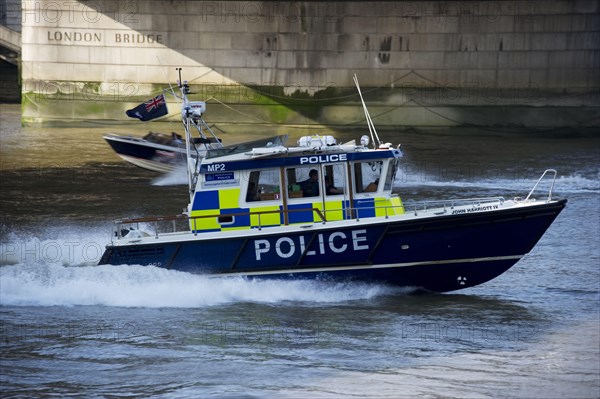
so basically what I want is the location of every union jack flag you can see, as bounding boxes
[126,93,169,121]
[145,94,166,112]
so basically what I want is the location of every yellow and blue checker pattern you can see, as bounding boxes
[189,189,405,232]
[189,189,285,232]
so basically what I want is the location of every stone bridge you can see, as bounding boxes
[10,0,600,133]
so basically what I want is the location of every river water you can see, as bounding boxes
[1,103,599,398]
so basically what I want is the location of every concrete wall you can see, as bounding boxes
[20,0,600,132]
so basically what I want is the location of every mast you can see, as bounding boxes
[175,68,224,202]
[176,68,196,201]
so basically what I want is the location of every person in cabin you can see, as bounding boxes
[325,175,343,195]
[300,169,320,197]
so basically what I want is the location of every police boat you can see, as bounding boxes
[98,74,567,293]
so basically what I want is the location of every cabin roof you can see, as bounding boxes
[199,143,402,173]
[205,135,289,159]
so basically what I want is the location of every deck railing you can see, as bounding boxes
[110,196,506,242]
[523,169,557,203]
[111,204,410,241]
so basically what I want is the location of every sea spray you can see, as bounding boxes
[151,164,189,186]
[1,227,112,266]
[0,262,405,308]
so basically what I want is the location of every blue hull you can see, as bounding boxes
[99,199,566,292]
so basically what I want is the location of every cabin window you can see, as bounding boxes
[353,161,382,193]
[285,165,346,199]
[246,169,281,202]
[383,160,397,191]
[323,164,346,196]
[286,167,320,198]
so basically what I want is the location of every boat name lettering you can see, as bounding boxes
[452,205,499,215]
[300,154,347,165]
[254,229,369,260]
[207,163,226,172]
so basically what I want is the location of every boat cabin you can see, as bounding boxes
[187,135,405,233]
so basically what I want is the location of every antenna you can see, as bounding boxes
[353,74,381,148]
[156,56,178,101]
